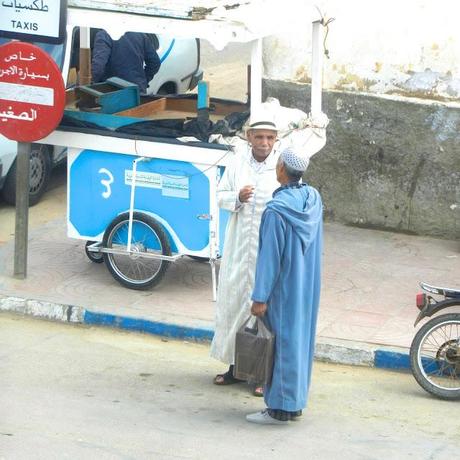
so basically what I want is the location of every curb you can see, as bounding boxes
[0,295,411,371]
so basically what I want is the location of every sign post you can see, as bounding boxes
[0,41,65,278]
[14,142,31,278]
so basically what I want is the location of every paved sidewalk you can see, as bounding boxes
[0,217,459,369]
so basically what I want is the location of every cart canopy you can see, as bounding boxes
[68,0,322,48]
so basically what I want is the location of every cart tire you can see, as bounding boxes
[103,212,171,290]
[188,255,221,262]
[188,255,209,262]
[85,241,104,263]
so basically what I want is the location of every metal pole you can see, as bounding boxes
[250,38,263,115]
[210,258,217,302]
[127,158,140,253]
[127,156,148,252]
[14,142,31,279]
[311,20,324,117]
[79,27,92,85]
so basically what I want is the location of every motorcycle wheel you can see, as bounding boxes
[410,313,460,400]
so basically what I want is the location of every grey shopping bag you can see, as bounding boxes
[234,316,275,384]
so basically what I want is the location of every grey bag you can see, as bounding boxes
[234,316,275,384]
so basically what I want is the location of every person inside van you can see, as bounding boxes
[91,30,161,95]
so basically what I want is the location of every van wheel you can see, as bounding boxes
[2,144,52,206]
[157,83,177,95]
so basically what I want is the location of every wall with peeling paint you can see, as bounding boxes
[263,0,460,238]
[264,0,460,102]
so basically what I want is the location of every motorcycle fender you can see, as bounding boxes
[414,298,460,326]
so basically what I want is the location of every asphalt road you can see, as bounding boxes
[0,313,458,460]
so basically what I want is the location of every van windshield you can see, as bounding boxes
[0,38,65,69]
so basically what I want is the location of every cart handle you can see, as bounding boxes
[127,156,152,252]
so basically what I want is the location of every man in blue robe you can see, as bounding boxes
[246,147,323,425]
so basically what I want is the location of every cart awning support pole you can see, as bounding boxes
[250,38,263,115]
[311,20,324,117]
[79,27,92,86]
[210,258,217,302]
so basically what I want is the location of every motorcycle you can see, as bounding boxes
[410,282,460,400]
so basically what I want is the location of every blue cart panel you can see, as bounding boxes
[68,149,224,256]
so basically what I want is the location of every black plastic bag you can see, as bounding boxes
[234,316,275,385]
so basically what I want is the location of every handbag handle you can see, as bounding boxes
[242,315,258,335]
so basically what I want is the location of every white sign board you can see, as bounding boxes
[0,0,66,44]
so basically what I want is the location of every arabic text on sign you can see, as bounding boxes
[3,51,37,63]
[1,0,49,12]
[0,65,50,81]
[0,106,37,122]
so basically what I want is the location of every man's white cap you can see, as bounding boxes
[246,113,278,132]
[280,147,310,172]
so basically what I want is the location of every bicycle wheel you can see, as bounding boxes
[103,212,171,290]
[410,313,460,400]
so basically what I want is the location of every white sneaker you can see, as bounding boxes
[246,409,289,425]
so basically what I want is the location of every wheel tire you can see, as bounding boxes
[188,255,210,262]
[102,212,171,290]
[157,83,177,95]
[410,313,460,400]
[2,144,52,206]
[188,255,221,262]
[85,241,104,264]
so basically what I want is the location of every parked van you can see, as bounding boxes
[0,30,203,205]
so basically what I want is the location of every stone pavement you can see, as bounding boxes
[0,217,459,369]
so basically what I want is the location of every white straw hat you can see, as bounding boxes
[246,113,278,132]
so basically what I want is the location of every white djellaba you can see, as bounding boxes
[210,140,280,364]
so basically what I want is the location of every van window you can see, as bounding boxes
[0,38,65,69]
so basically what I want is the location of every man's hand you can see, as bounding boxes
[238,185,255,203]
[251,301,267,317]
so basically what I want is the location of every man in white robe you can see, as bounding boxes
[210,116,280,392]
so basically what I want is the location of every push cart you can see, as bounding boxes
[38,1,328,300]
[66,123,233,300]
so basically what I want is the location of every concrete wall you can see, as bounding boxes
[264,80,459,238]
[262,0,460,238]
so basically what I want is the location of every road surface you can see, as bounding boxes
[1,314,458,460]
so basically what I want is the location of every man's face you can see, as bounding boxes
[247,129,277,162]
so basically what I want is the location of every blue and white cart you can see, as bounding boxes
[63,129,231,299]
[39,1,327,300]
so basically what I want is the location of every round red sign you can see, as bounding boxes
[0,41,65,142]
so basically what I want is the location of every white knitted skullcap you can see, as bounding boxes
[280,148,309,172]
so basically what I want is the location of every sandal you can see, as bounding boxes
[213,365,244,386]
